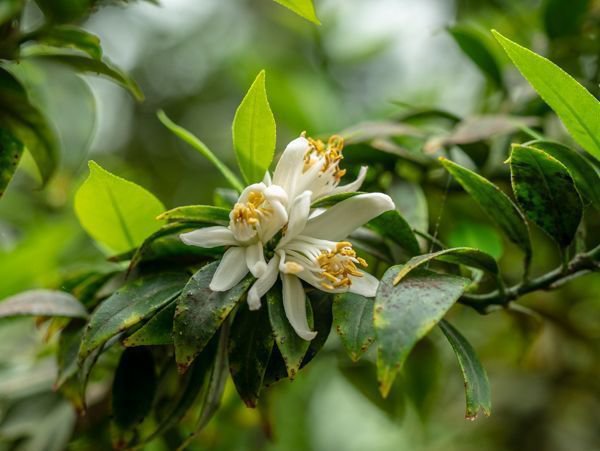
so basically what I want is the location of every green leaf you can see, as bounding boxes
[228,304,274,407]
[510,144,583,247]
[387,180,428,233]
[447,220,504,260]
[173,262,253,372]
[439,320,491,419]
[526,140,600,208]
[0,128,23,198]
[367,210,421,257]
[267,285,313,379]
[74,161,165,254]
[375,267,469,397]
[0,0,23,26]
[311,192,365,208]
[112,348,157,432]
[232,70,276,184]
[272,0,320,25]
[79,272,188,360]
[543,0,589,38]
[440,157,532,262]
[333,292,375,362]
[157,205,230,225]
[157,110,244,192]
[0,289,87,319]
[0,67,59,185]
[25,53,143,100]
[56,322,83,388]
[123,301,176,347]
[448,25,502,87]
[493,30,600,161]
[35,26,102,59]
[393,247,499,285]
[302,289,333,367]
[34,0,92,23]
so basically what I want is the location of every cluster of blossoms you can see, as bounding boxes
[181,134,394,340]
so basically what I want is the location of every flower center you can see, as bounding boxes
[231,191,270,226]
[316,241,367,290]
[302,133,347,182]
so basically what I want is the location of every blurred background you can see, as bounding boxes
[1,0,599,450]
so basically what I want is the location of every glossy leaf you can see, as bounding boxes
[493,31,600,161]
[267,285,313,379]
[173,262,253,372]
[527,140,600,208]
[375,267,469,397]
[439,320,491,419]
[510,144,582,247]
[440,157,532,261]
[333,292,375,362]
[75,161,165,254]
[123,301,176,347]
[232,70,276,184]
[0,67,59,184]
[0,289,87,319]
[157,205,230,225]
[393,247,499,285]
[0,128,23,198]
[79,272,188,360]
[36,26,102,59]
[368,210,421,257]
[272,0,320,24]
[228,305,274,407]
[302,289,333,367]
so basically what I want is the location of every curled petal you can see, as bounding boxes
[303,193,395,241]
[329,166,368,197]
[277,190,312,248]
[247,255,280,310]
[246,241,267,277]
[348,272,380,297]
[272,137,309,198]
[180,226,237,248]
[282,274,317,341]
[210,247,249,291]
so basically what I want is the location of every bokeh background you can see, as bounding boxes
[1,0,599,450]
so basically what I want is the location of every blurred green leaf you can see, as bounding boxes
[447,220,504,260]
[272,0,320,25]
[333,292,375,362]
[35,26,102,59]
[440,157,532,263]
[34,0,93,23]
[232,70,276,184]
[0,289,87,319]
[543,0,589,38]
[439,320,491,419]
[527,140,600,209]
[0,67,59,185]
[368,210,421,257]
[388,180,428,233]
[267,285,312,379]
[157,205,230,225]
[393,247,499,285]
[79,272,188,360]
[56,322,83,388]
[0,0,23,26]
[375,267,469,397]
[228,304,274,407]
[493,31,600,161]
[123,301,176,347]
[302,289,333,366]
[448,25,503,87]
[173,262,253,373]
[74,161,165,254]
[0,128,23,198]
[510,144,582,248]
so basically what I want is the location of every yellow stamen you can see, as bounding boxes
[316,242,367,290]
[231,190,271,226]
[302,133,346,181]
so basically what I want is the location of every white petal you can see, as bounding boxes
[247,255,280,310]
[302,193,395,241]
[282,274,317,341]
[260,199,288,242]
[246,242,267,277]
[278,190,312,247]
[328,166,368,197]
[272,137,309,198]
[180,226,237,248]
[264,184,288,204]
[348,272,380,297]
[237,182,267,203]
[262,171,272,185]
[210,247,249,291]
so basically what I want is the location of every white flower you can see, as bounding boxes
[246,191,394,340]
[179,182,288,289]
[272,134,368,202]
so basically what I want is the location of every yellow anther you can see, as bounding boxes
[230,190,271,226]
[303,134,346,181]
[316,242,367,290]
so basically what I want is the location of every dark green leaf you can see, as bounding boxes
[375,267,469,397]
[388,179,428,233]
[34,0,92,23]
[368,210,421,257]
[333,292,375,362]
[439,320,491,419]
[173,262,253,372]
[440,157,532,261]
[157,205,230,225]
[543,0,589,38]
[228,305,274,407]
[79,272,188,360]
[0,0,23,26]
[0,128,23,198]
[35,26,102,59]
[311,192,366,208]
[55,321,84,389]
[302,289,333,367]
[527,140,600,208]
[510,144,583,247]
[0,289,87,319]
[123,301,176,347]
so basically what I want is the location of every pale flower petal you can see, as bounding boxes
[246,241,267,277]
[277,190,312,247]
[272,136,309,198]
[348,272,380,297]
[247,254,280,310]
[210,247,249,291]
[282,274,317,341]
[180,226,237,248]
[302,193,395,241]
[329,166,368,197]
